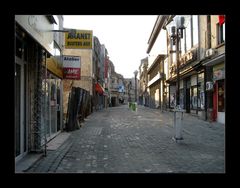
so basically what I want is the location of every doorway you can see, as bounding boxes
[15,57,27,162]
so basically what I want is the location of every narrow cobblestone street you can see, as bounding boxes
[26,105,225,173]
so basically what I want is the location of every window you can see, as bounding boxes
[180,15,198,53]
[217,23,225,45]
[197,72,204,110]
[191,86,197,110]
[192,15,199,46]
[180,88,184,109]
[185,16,192,51]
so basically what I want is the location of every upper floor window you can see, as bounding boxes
[185,16,192,51]
[182,15,199,52]
[192,15,199,46]
[217,22,225,45]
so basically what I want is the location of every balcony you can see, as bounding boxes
[148,72,164,87]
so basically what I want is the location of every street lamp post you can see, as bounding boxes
[134,70,138,103]
[168,16,186,142]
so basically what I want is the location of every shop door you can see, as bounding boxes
[15,60,27,161]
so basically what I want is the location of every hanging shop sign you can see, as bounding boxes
[65,29,93,49]
[63,55,81,80]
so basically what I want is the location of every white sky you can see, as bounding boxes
[63,15,158,78]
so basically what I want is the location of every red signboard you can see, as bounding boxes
[63,67,81,79]
[63,55,81,80]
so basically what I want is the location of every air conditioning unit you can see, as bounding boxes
[205,48,216,58]
[206,81,213,91]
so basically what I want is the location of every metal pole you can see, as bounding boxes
[173,27,183,142]
[176,31,180,107]
[135,75,137,102]
[44,51,47,156]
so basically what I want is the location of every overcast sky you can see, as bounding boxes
[63,15,157,78]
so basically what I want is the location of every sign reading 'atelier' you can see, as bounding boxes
[63,55,81,80]
[65,29,93,49]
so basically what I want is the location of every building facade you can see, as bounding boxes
[165,15,225,124]
[15,15,64,163]
[138,57,149,106]
[146,15,168,110]
[200,15,225,123]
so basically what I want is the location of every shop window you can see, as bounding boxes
[51,79,56,101]
[169,85,176,108]
[191,86,197,110]
[218,80,225,112]
[197,72,204,110]
[180,88,184,109]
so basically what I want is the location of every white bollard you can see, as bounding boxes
[175,111,183,139]
[173,106,184,142]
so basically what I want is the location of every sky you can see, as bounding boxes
[63,15,158,78]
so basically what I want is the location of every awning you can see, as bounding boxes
[95,83,104,95]
[202,53,225,67]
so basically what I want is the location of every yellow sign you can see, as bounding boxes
[43,57,63,78]
[65,30,93,49]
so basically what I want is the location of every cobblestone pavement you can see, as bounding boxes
[26,105,225,173]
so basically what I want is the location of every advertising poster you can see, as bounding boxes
[65,29,93,49]
[63,55,81,80]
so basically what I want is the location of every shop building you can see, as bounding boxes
[164,15,225,124]
[201,15,225,124]
[138,57,149,106]
[15,15,64,163]
[165,15,203,117]
[146,15,169,110]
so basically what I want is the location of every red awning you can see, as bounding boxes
[95,83,104,95]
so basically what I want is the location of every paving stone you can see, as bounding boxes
[24,105,225,173]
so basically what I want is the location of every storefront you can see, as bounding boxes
[213,62,225,124]
[149,81,160,109]
[41,57,63,143]
[15,15,62,163]
[202,52,225,124]
[15,20,50,161]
